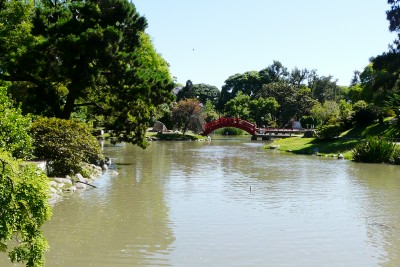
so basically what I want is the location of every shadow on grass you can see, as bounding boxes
[293,138,360,155]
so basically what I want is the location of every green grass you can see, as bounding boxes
[341,117,400,139]
[270,137,358,159]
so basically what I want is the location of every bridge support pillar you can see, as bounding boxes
[251,135,257,140]
[262,136,271,141]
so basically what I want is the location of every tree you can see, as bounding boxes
[223,92,279,125]
[352,100,378,125]
[288,67,310,88]
[217,71,262,111]
[310,100,340,125]
[176,80,194,100]
[202,100,220,123]
[224,92,252,120]
[309,75,340,102]
[0,87,33,159]
[260,60,289,83]
[0,0,174,148]
[338,99,354,129]
[0,150,52,267]
[259,82,315,127]
[249,97,279,126]
[171,99,204,135]
[357,2,400,110]
[101,32,174,147]
[217,61,290,111]
[177,81,220,105]
[387,0,400,50]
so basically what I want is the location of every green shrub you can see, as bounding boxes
[316,122,343,140]
[352,101,378,125]
[31,117,104,176]
[0,87,33,159]
[352,136,397,163]
[0,150,52,267]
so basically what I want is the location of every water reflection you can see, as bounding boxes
[347,163,400,266]
[1,138,400,266]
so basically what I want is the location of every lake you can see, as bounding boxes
[2,136,400,266]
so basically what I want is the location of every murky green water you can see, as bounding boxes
[2,137,400,266]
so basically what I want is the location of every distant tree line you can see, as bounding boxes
[170,0,400,135]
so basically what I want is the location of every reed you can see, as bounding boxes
[352,136,397,163]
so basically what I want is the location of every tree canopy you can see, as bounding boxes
[177,80,220,105]
[171,99,204,135]
[0,0,174,147]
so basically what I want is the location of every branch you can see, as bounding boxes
[76,180,97,188]
[0,73,42,85]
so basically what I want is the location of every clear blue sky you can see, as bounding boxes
[133,0,396,88]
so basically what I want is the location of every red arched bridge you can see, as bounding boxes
[201,117,307,140]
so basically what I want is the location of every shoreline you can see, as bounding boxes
[266,136,358,159]
[32,160,115,205]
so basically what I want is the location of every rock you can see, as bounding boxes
[101,164,108,171]
[49,186,59,194]
[76,173,85,182]
[49,181,58,187]
[53,177,73,184]
[151,121,168,132]
[48,194,62,204]
[75,183,87,190]
[337,153,344,159]
[65,186,76,192]
[29,161,47,172]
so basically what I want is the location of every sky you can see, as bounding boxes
[133,0,396,89]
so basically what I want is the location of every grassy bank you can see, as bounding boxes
[269,137,358,159]
[269,117,400,159]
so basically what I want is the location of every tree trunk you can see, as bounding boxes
[60,85,78,119]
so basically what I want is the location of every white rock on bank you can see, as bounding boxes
[75,182,87,190]
[49,181,58,187]
[53,177,73,184]
[76,173,85,182]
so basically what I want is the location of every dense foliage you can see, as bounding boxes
[0,150,52,267]
[0,0,174,148]
[0,87,33,159]
[177,80,220,105]
[31,117,104,176]
[352,136,397,163]
[316,123,343,140]
[224,92,279,125]
[171,99,204,135]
